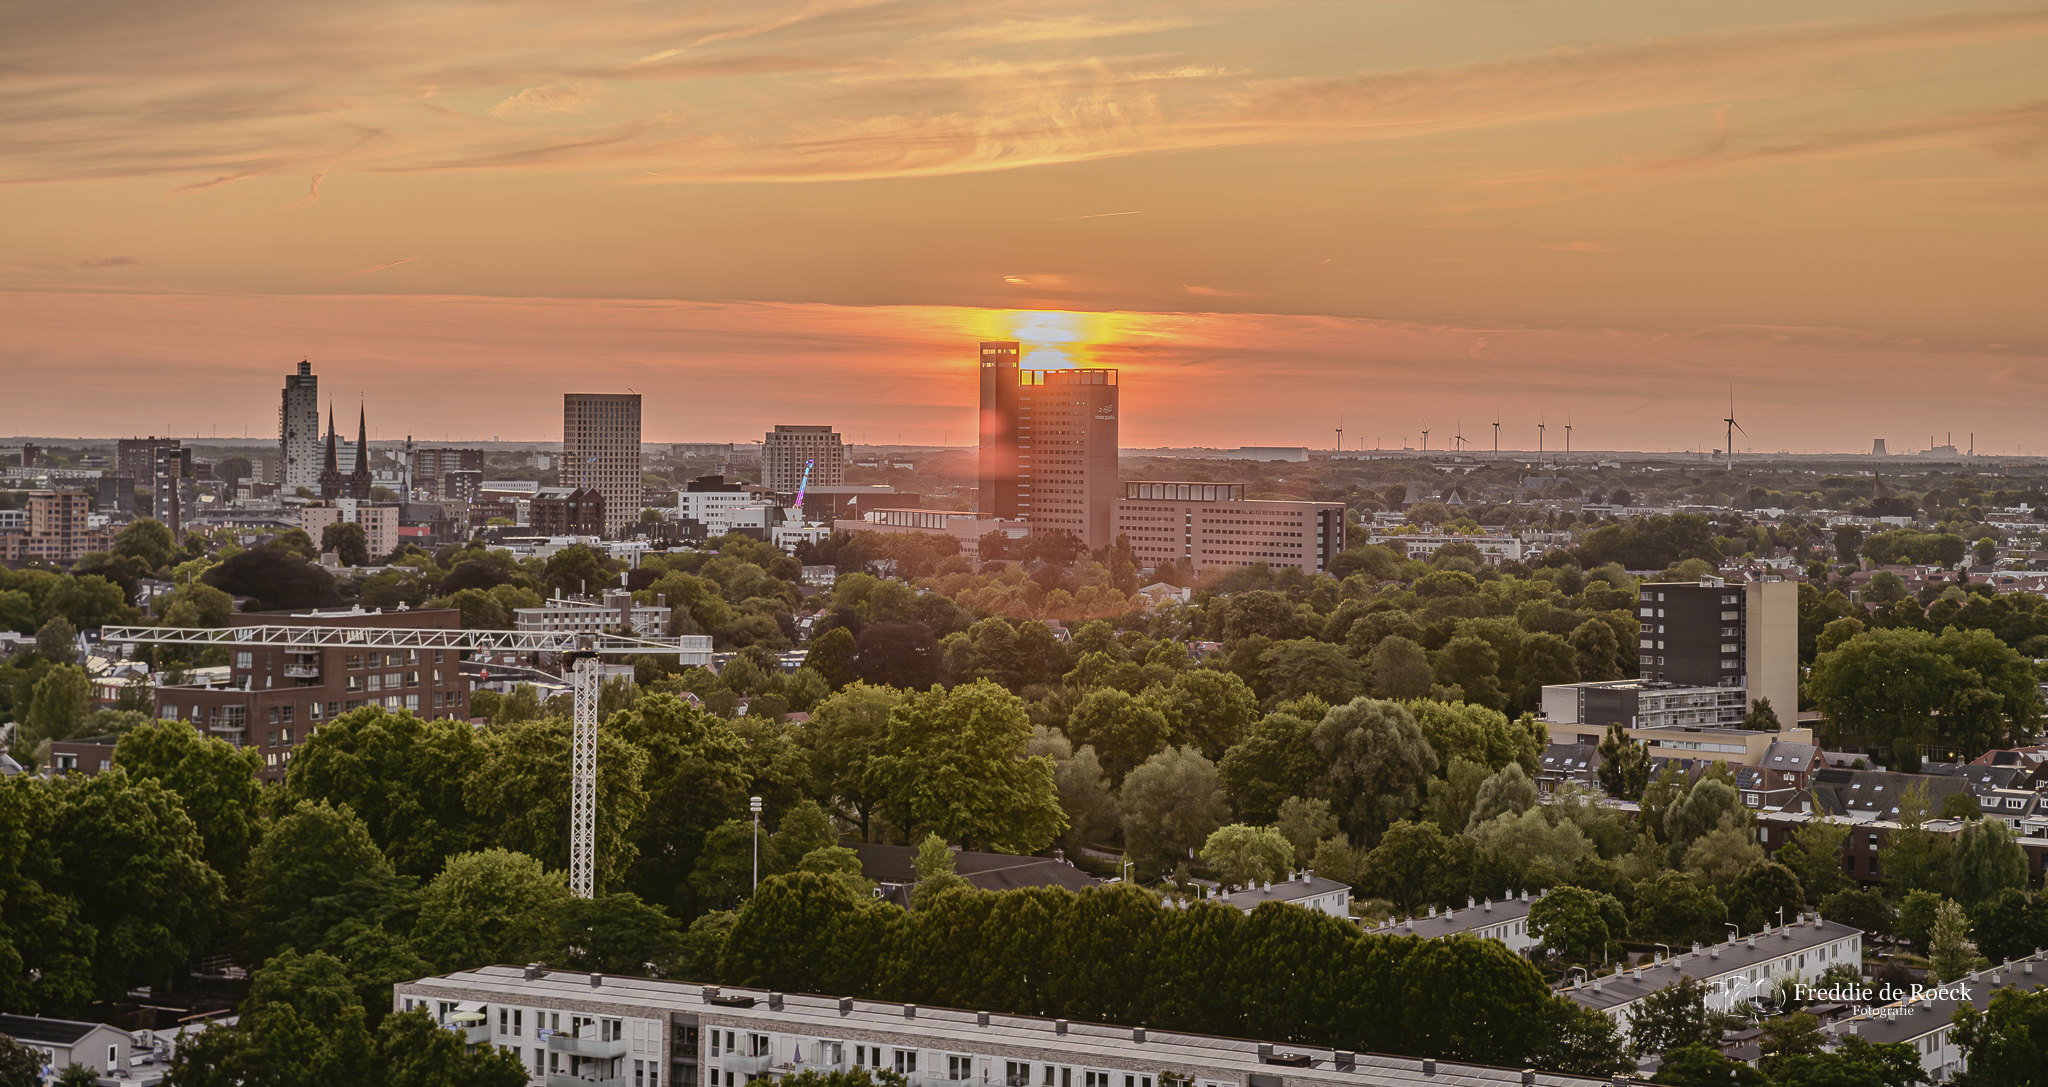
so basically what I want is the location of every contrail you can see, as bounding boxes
[324,257,418,284]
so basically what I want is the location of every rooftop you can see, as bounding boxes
[403,967,1613,1087]
[1563,917,1862,1014]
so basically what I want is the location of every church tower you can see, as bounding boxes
[317,405,344,500]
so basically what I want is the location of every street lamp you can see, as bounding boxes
[1121,862,1134,884]
[750,796,764,892]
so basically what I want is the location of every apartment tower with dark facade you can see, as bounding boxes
[1637,577,1799,718]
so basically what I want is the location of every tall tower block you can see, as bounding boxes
[978,341,1022,519]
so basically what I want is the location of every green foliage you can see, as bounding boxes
[867,680,1064,853]
[411,849,568,973]
[1953,985,2048,1086]
[1651,1043,1767,1086]
[911,832,969,907]
[1952,816,2028,910]
[1201,824,1296,886]
[1595,723,1650,800]
[1119,747,1230,879]
[1309,698,1437,844]
[320,521,371,567]
[281,706,486,878]
[113,720,263,884]
[1629,975,1713,1057]
[1928,898,1977,982]
[1526,885,1625,961]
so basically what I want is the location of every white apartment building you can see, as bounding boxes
[395,968,1618,1087]
[1387,890,1544,955]
[1566,915,1862,1042]
[1364,533,1524,565]
[762,426,847,493]
[301,499,399,559]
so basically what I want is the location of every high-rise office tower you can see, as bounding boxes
[976,341,1120,548]
[762,426,846,492]
[978,341,1024,520]
[563,393,643,537]
[279,360,321,489]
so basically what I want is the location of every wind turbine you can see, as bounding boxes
[1538,415,1546,463]
[1492,412,1501,460]
[1454,419,1468,454]
[1723,388,1745,472]
[1421,426,1430,454]
[1335,414,1343,454]
[1564,415,1572,462]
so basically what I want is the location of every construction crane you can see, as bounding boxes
[102,623,701,899]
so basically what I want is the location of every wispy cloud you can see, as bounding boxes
[76,256,141,268]
[1538,241,1610,252]
[263,172,325,215]
[1183,283,1264,297]
[489,83,604,118]
[323,257,419,283]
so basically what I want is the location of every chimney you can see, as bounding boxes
[768,993,784,1010]
[838,998,853,1015]
[903,1004,917,1019]
[1055,1020,1068,1036]
[1521,1071,1535,1086]
[1484,900,1493,913]
[1420,1059,1436,1075]
[524,963,545,981]
[1258,1045,1273,1063]
[977,1012,990,1027]
[1132,1028,1146,1044]
[702,987,720,1002]
[1747,936,1756,949]
[590,973,603,987]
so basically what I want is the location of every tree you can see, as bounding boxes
[282,707,487,879]
[1629,975,1713,1056]
[1881,785,1951,896]
[1217,709,1321,824]
[1533,999,1631,1077]
[1767,1036,1930,1086]
[1774,819,1848,904]
[1065,688,1172,788]
[321,522,371,567]
[21,664,94,754]
[1365,636,1434,699]
[1595,723,1650,800]
[1631,871,1728,945]
[113,719,263,883]
[1953,986,2048,1086]
[911,832,969,907]
[34,617,77,664]
[1421,757,1490,837]
[411,850,569,973]
[1952,815,2028,910]
[1819,887,1890,940]
[1274,796,1339,866]
[867,680,1064,853]
[244,800,414,964]
[1406,700,1543,775]
[1026,727,1118,850]
[202,547,344,611]
[1142,669,1259,762]
[1201,824,1295,887]
[0,1033,42,1087]
[111,519,175,572]
[1651,1043,1766,1086]
[540,543,614,597]
[802,683,901,841]
[1258,639,1365,705]
[1309,697,1437,844]
[1969,889,2048,966]
[768,800,839,874]
[1465,763,1537,830]
[550,892,684,975]
[1725,862,1806,934]
[1896,890,1948,952]
[1526,886,1626,962]
[1742,696,1782,732]
[1928,898,1977,982]
[851,621,943,689]
[466,715,649,892]
[1359,819,1472,915]
[804,626,859,689]
[1119,747,1230,879]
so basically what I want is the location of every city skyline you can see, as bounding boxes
[4,1,2044,452]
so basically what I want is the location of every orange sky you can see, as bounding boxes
[3,0,2045,450]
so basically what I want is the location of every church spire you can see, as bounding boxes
[349,401,373,500]
[318,403,343,500]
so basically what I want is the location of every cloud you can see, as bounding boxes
[323,257,419,283]
[263,172,325,215]
[489,82,603,118]
[1182,284,1264,297]
[1538,242,1610,252]
[76,256,141,268]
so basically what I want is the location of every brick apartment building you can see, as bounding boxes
[0,491,109,564]
[532,486,606,536]
[152,608,472,784]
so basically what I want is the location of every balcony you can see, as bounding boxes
[720,1053,773,1075]
[440,1015,490,1046]
[546,1074,627,1087]
[283,663,321,679]
[548,1032,630,1060]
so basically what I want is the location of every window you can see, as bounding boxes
[110,1045,119,1068]
[637,1060,647,1087]
[386,672,403,690]
[603,1019,623,1042]
[895,1051,918,1075]
[514,1010,522,1037]
[1124,1078,1154,1087]
[1008,1062,1031,1086]
[363,674,379,692]
[407,671,420,688]
[345,653,364,669]
[1085,1073,1112,1087]
[499,1009,508,1034]
[949,1056,973,1081]
[749,1033,770,1057]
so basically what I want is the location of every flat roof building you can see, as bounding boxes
[763,426,847,493]
[1114,482,1345,576]
[565,393,644,537]
[279,361,322,489]
[395,968,1620,1087]
[977,343,1120,549]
